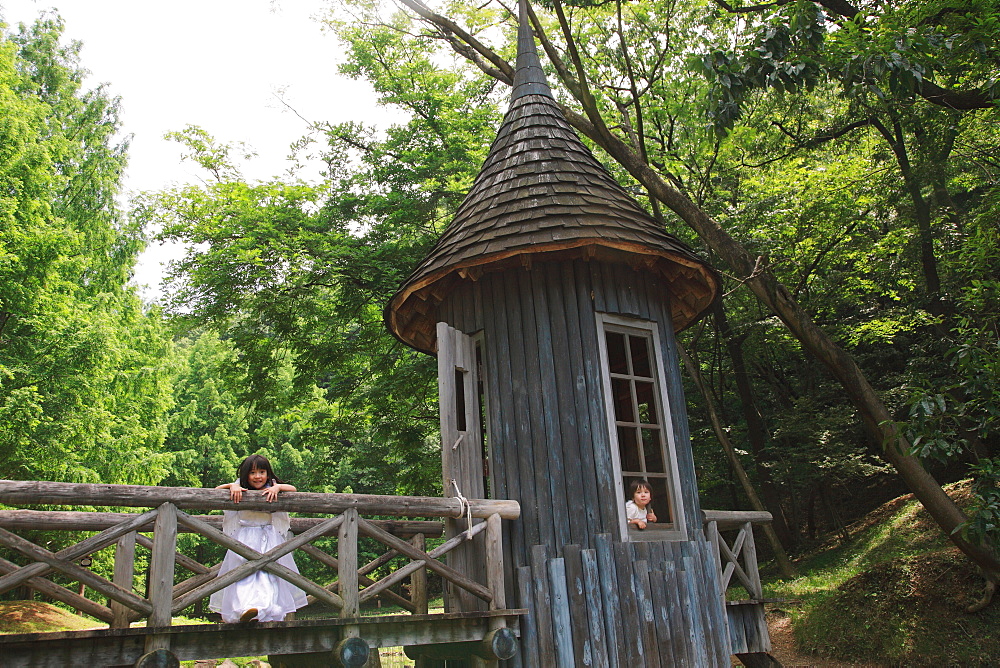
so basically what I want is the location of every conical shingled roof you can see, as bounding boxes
[386,0,719,354]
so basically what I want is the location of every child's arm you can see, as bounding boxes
[646,507,657,523]
[628,517,647,529]
[216,481,246,503]
[261,482,296,503]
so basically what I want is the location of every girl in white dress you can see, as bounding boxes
[209,454,308,623]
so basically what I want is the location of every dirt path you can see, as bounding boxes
[765,608,879,668]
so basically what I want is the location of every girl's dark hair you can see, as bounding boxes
[628,479,652,498]
[237,454,282,489]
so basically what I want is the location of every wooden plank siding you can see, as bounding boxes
[510,538,738,666]
[436,323,489,613]
[485,275,526,580]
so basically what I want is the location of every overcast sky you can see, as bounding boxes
[1,0,398,298]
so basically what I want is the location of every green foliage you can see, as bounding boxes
[127,2,510,499]
[698,0,1000,134]
[0,14,173,484]
[160,332,247,488]
[697,1,825,134]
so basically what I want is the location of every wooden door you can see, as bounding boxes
[436,322,487,611]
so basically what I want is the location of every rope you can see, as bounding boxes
[450,478,474,540]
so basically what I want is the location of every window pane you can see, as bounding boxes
[635,381,658,425]
[648,477,672,525]
[612,378,634,422]
[642,428,665,473]
[606,331,628,374]
[629,335,652,377]
[617,426,640,472]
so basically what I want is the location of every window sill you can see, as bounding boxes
[626,524,686,542]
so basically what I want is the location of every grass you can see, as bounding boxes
[0,600,100,634]
[760,481,1000,666]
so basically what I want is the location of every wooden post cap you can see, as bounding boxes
[483,627,518,660]
[334,637,369,668]
[134,648,180,668]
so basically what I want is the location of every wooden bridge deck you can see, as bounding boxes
[0,609,525,667]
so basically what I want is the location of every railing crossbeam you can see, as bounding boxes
[0,526,152,615]
[136,533,211,575]
[0,555,114,623]
[360,516,490,605]
[358,516,493,604]
[297,544,416,613]
[704,513,769,605]
[171,511,345,613]
[0,508,159,595]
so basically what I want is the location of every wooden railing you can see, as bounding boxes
[0,480,519,658]
[702,509,773,603]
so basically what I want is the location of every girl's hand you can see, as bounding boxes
[262,486,281,502]
[229,486,246,503]
[646,511,657,523]
[631,519,646,530]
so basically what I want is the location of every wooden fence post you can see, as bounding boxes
[411,533,428,615]
[485,514,505,611]
[145,503,177,655]
[340,508,359,618]
[742,521,763,600]
[110,531,137,628]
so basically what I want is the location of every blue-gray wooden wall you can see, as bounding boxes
[438,258,704,574]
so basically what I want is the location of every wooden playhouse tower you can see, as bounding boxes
[386,1,772,665]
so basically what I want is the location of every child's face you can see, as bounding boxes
[248,467,269,489]
[633,486,651,508]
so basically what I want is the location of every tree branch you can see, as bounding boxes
[771,117,875,148]
[917,80,997,111]
[526,0,584,100]
[396,0,514,84]
[710,0,794,14]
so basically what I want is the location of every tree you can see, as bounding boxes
[160,331,247,489]
[0,13,174,484]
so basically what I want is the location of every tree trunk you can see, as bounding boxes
[806,488,817,541]
[677,344,797,578]
[819,481,850,546]
[870,116,942,303]
[713,302,796,550]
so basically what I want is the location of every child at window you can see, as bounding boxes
[625,479,657,530]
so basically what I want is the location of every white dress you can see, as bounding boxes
[208,507,308,622]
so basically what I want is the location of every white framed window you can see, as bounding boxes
[597,313,687,542]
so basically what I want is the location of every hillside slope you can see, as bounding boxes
[0,600,101,634]
[764,481,999,666]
